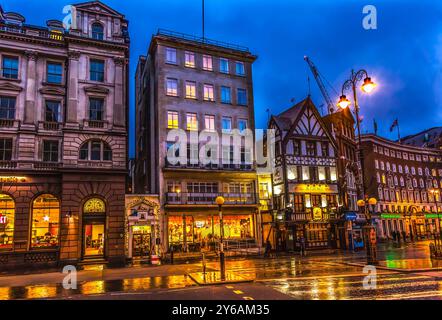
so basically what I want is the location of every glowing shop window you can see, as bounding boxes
[302,166,310,181]
[31,194,60,248]
[305,194,312,208]
[84,198,106,214]
[287,166,297,180]
[0,194,14,250]
[330,167,337,182]
[318,167,326,181]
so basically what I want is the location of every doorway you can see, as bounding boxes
[132,225,151,257]
[83,222,105,258]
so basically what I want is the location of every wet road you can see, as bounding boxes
[1,241,442,300]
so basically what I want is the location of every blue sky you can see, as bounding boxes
[4,0,442,157]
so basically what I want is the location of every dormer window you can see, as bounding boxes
[92,23,104,40]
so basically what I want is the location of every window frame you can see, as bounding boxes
[1,55,19,79]
[42,140,59,163]
[89,59,105,82]
[91,22,104,40]
[79,140,112,162]
[0,138,12,161]
[46,61,63,84]
[203,84,215,102]
[44,100,61,123]
[185,81,197,99]
[219,58,229,74]
[237,88,248,106]
[0,96,16,120]
[89,97,105,121]
[235,61,245,76]
[165,47,177,64]
[184,51,196,68]
[166,78,178,97]
[167,111,179,129]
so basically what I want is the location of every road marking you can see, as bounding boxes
[243,296,254,300]
[226,286,234,289]
[233,290,244,295]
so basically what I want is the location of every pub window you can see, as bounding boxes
[45,100,61,122]
[0,194,14,250]
[31,194,60,248]
[89,98,104,121]
[0,96,16,120]
[0,138,12,161]
[79,140,112,161]
[43,140,59,163]
[91,22,104,40]
[2,56,19,79]
[46,62,63,84]
[90,59,105,82]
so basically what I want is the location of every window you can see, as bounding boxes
[184,51,195,68]
[236,61,245,76]
[330,167,337,182]
[79,140,112,161]
[375,160,379,169]
[46,62,62,84]
[203,55,213,71]
[31,194,60,248]
[167,111,179,129]
[165,47,177,64]
[166,78,178,96]
[203,84,214,101]
[89,98,104,121]
[90,59,104,82]
[91,23,104,40]
[205,115,215,131]
[2,56,18,79]
[186,113,198,131]
[0,96,16,120]
[237,89,247,106]
[45,100,60,122]
[306,141,316,156]
[318,167,326,181]
[321,142,329,157]
[221,86,231,104]
[185,81,197,99]
[0,138,12,161]
[238,119,248,132]
[0,194,14,250]
[302,166,310,181]
[43,141,59,163]
[220,58,229,73]
[222,117,232,133]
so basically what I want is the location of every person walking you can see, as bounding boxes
[264,240,272,258]
[392,231,397,242]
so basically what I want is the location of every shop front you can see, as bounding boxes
[168,212,256,253]
[125,195,160,261]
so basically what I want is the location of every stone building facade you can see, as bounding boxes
[0,1,129,269]
[135,30,260,254]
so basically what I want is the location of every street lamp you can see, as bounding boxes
[216,196,226,281]
[358,197,378,265]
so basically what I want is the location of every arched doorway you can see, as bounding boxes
[82,198,106,259]
[0,194,14,250]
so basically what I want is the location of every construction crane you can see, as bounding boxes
[304,56,336,115]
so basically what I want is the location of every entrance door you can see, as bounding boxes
[132,225,152,257]
[83,223,105,258]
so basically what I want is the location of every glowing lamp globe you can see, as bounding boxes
[216,196,225,206]
[368,198,378,206]
[337,95,351,109]
[361,77,377,94]
[357,200,366,207]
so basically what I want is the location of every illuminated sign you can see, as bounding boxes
[0,215,7,224]
[293,184,337,194]
[313,207,323,221]
[381,214,401,219]
[0,176,26,183]
[425,214,442,219]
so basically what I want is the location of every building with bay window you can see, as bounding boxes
[360,134,442,241]
[135,30,260,254]
[0,1,129,269]
[269,97,340,251]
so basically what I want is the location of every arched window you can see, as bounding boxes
[31,194,60,248]
[0,194,14,250]
[84,198,106,214]
[79,140,112,161]
[92,22,104,40]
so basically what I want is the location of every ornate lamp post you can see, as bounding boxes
[215,196,226,281]
[338,69,377,265]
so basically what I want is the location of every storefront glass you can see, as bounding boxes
[31,194,59,248]
[0,194,14,250]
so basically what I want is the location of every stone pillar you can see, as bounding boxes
[24,51,38,125]
[113,57,126,127]
[66,51,80,125]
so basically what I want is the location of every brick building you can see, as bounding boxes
[0,1,129,269]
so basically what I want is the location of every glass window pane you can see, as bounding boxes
[90,59,104,82]
[92,23,104,40]
[89,98,104,121]
[185,81,196,99]
[91,141,101,160]
[203,84,214,101]
[0,194,14,250]
[45,101,60,122]
[0,96,16,120]
[221,86,231,104]
[220,58,229,73]
[237,88,247,106]
[2,57,19,79]
[31,194,59,248]
[47,62,62,84]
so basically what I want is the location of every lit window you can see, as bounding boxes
[79,140,112,161]
[2,56,18,79]
[237,88,247,106]
[302,166,310,181]
[235,61,245,76]
[185,81,197,99]
[203,55,213,71]
[184,51,195,68]
[205,115,215,131]
[165,47,177,64]
[90,59,104,82]
[222,117,232,133]
[203,84,214,101]
[31,194,60,248]
[220,58,229,73]
[47,62,62,84]
[0,194,14,250]
[0,96,16,120]
[166,78,178,96]
[91,23,104,40]
[330,167,337,182]
[318,167,326,181]
[221,86,231,104]
[43,140,59,163]
[167,111,179,129]
[186,113,198,131]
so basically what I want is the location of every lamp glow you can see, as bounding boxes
[361,77,377,93]
[337,95,351,109]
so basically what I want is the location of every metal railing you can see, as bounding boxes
[166,192,258,205]
[157,29,250,53]
[165,158,254,171]
[0,161,17,169]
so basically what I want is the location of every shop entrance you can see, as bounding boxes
[83,222,105,258]
[132,225,151,257]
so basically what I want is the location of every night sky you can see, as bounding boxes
[4,0,442,157]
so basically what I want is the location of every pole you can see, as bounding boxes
[219,204,226,281]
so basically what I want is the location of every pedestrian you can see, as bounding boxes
[392,231,396,242]
[264,240,272,258]
[402,230,407,242]
[300,236,307,257]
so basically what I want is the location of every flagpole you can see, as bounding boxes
[397,120,401,144]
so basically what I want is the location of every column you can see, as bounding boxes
[24,51,38,125]
[113,57,126,127]
[66,51,80,125]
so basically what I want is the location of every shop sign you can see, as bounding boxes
[313,207,323,221]
[381,214,402,219]
[345,212,358,221]
[0,215,7,224]
[0,176,26,183]
[425,214,442,219]
[293,184,337,194]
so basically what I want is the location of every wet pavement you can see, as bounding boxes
[1,240,442,300]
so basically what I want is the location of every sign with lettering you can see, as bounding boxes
[292,184,337,194]
[313,207,323,221]
[0,176,26,183]
[0,215,7,224]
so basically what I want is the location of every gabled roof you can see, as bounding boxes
[270,97,311,131]
[73,1,125,18]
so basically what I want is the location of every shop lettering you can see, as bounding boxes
[172,304,206,318]
[0,215,7,224]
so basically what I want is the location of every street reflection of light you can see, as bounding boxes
[310,280,320,300]
[80,280,105,295]
[123,278,151,291]
[26,285,58,299]
[326,279,336,300]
